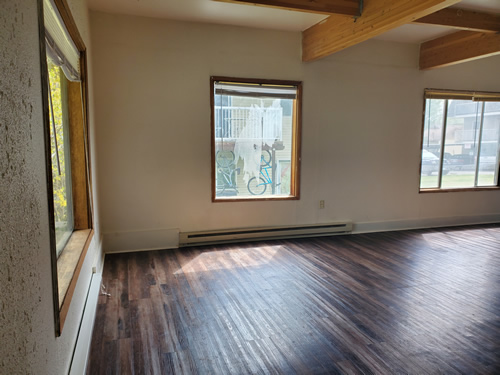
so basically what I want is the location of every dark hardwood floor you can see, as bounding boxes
[87,225,500,374]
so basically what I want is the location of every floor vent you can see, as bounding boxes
[179,222,352,247]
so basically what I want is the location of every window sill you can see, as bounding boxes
[57,228,93,331]
[213,195,299,202]
[420,186,500,193]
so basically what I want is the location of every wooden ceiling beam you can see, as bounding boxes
[213,0,361,16]
[302,0,461,62]
[414,7,500,33]
[419,31,500,70]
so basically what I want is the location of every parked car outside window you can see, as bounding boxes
[421,149,450,176]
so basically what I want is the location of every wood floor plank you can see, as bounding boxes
[86,303,106,374]
[88,224,500,374]
[130,298,162,374]
[117,338,134,375]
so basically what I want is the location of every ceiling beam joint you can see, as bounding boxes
[212,0,362,17]
[302,0,461,62]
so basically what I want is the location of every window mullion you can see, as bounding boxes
[474,102,486,187]
[437,100,448,189]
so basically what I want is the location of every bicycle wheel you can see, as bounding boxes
[247,177,267,195]
[216,167,239,196]
[216,150,235,168]
[261,150,271,167]
[216,182,225,195]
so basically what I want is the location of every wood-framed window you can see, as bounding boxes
[39,0,93,335]
[210,77,302,202]
[419,89,500,192]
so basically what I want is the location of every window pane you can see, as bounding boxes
[478,102,500,186]
[214,87,297,199]
[420,99,445,189]
[277,160,291,195]
[48,61,74,255]
[441,100,481,189]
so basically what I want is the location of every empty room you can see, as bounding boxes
[1,0,500,374]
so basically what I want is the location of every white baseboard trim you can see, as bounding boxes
[354,214,500,234]
[69,271,102,375]
[101,216,500,254]
[103,228,180,254]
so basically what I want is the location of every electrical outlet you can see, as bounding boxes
[319,200,325,209]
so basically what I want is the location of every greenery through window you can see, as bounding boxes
[420,90,500,190]
[47,60,74,256]
[211,77,302,201]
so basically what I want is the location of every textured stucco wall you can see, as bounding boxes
[0,0,53,372]
[0,0,101,374]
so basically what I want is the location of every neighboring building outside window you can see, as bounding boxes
[420,89,500,191]
[211,77,302,201]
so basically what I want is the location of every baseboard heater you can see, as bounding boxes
[179,221,352,247]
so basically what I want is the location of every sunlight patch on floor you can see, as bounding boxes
[174,245,281,274]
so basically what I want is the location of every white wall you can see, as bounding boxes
[89,11,500,252]
[0,0,102,374]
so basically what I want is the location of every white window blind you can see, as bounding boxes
[425,89,500,102]
[215,82,297,99]
[44,0,80,81]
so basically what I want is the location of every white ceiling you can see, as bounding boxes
[88,0,500,44]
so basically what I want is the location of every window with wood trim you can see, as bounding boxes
[211,77,302,201]
[420,89,500,191]
[41,0,93,335]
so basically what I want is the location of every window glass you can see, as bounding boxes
[277,160,291,195]
[47,60,74,255]
[441,100,481,189]
[478,102,500,186]
[212,79,301,200]
[421,99,445,188]
[420,92,500,190]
